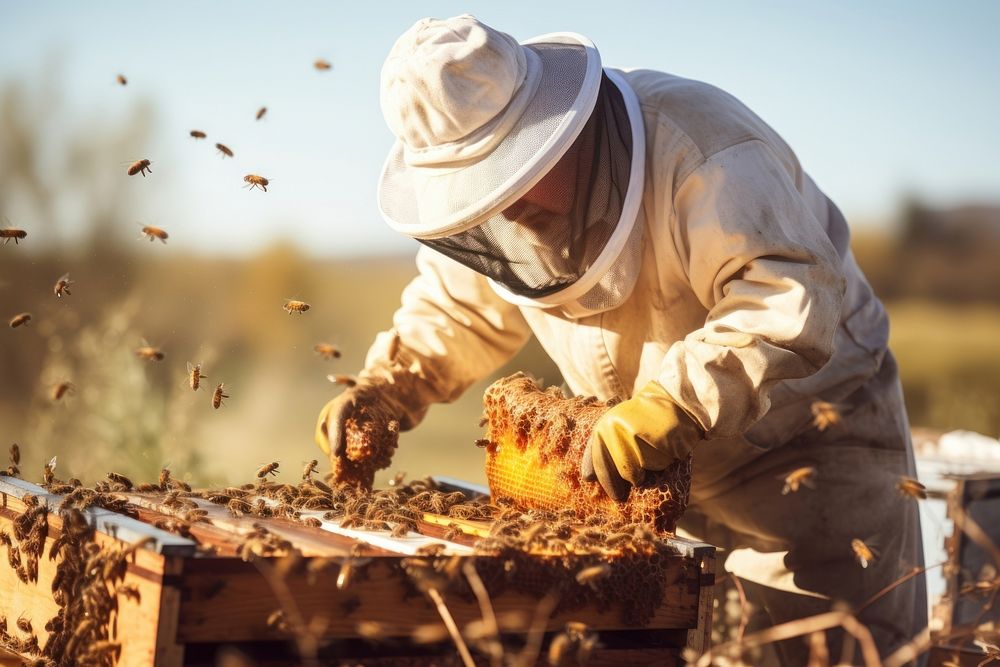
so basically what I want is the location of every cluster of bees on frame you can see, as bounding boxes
[778,401,929,570]
[2,58,350,412]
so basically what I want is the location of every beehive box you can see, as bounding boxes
[0,475,715,666]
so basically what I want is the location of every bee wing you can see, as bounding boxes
[57,272,70,282]
[186,361,195,373]
[47,455,58,471]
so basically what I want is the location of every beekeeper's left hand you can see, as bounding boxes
[580,381,704,501]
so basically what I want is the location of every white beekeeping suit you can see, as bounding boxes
[316,15,926,665]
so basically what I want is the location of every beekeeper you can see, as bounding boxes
[316,15,926,663]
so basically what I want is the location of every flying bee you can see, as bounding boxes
[388,471,406,487]
[283,299,310,314]
[186,362,206,391]
[810,400,842,431]
[212,382,229,409]
[135,340,165,361]
[126,158,152,177]
[257,461,279,478]
[139,224,169,243]
[302,459,318,480]
[50,381,75,401]
[53,272,74,297]
[256,106,267,121]
[9,443,19,465]
[851,538,878,568]
[215,142,233,158]
[896,476,927,500]
[313,342,341,360]
[43,456,57,484]
[314,58,332,71]
[16,615,31,634]
[189,129,206,139]
[244,174,269,192]
[779,466,817,495]
[116,73,127,85]
[326,374,357,388]
[1,227,27,246]
[9,312,31,328]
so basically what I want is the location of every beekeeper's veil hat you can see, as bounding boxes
[378,15,646,318]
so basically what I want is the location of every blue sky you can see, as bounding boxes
[2,1,998,256]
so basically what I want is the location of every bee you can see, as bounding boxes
[256,106,267,121]
[9,443,19,465]
[107,471,133,489]
[474,438,491,449]
[215,142,234,158]
[227,498,252,517]
[283,299,310,314]
[810,400,842,431]
[257,462,280,478]
[16,615,31,634]
[8,312,31,328]
[388,471,406,487]
[266,609,287,632]
[896,476,927,500]
[127,158,152,176]
[314,58,332,71]
[187,362,207,391]
[116,73,127,85]
[851,538,878,568]
[135,341,165,361]
[244,174,269,191]
[43,456,57,485]
[779,466,818,495]
[337,558,372,591]
[387,329,401,362]
[212,382,229,409]
[302,459,318,480]
[575,563,611,586]
[326,373,357,388]
[0,227,27,246]
[116,583,141,603]
[50,381,75,401]
[189,129,207,139]
[313,342,341,360]
[140,224,169,243]
[302,517,323,528]
[53,272,74,297]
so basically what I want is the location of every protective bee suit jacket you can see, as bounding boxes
[363,68,886,476]
[361,70,925,662]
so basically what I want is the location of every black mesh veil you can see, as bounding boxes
[420,73,633,299]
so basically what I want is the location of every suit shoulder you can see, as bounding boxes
[621,69,783,160]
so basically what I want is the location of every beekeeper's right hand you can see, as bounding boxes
[314,381,402,458]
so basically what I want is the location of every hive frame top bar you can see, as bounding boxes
[431,476,715,559]
[0,476,198,557]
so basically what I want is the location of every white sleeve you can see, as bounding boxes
[360,246,533,428]
[658,140,846,438]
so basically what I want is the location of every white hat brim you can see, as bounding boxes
[377,32,602,240]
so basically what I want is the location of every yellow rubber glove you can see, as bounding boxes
[580,381,703,501]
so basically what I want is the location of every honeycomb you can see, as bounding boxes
[330,392,400,489]
[482,373,692,534]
